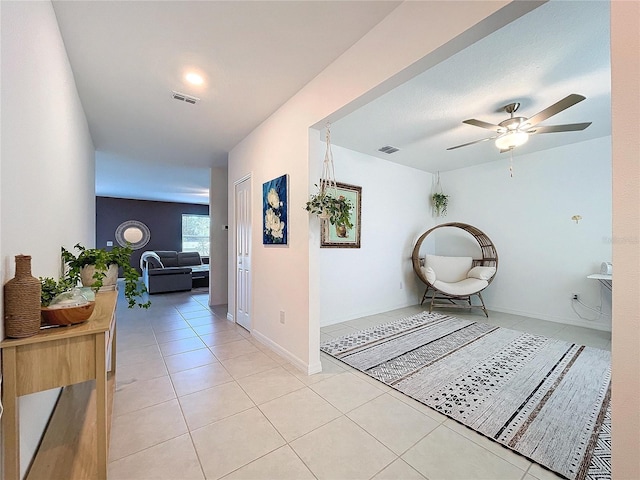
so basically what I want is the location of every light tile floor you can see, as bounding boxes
[109,290,611,480]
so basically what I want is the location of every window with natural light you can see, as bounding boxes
[182,214,210,256]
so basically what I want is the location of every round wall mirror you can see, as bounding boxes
[115,220,151,250]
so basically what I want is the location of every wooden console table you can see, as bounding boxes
[1,290,117,480]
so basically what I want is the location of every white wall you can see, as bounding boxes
[435,137,612,330]
[227,1,524,374]
[209,166,228,305]
[610,1,640,477]
[316,142,433,326]
[1,1,95,476]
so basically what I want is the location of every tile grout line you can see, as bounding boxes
[111,295,602,479]
[135,291,225,479]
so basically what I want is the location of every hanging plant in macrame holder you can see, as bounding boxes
[305,124,353,230]
[432,172,449,217]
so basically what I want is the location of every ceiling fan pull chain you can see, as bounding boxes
[509,150,514,178]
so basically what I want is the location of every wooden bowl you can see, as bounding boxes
[41,301,96,326]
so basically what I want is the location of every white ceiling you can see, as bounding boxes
[54,1,611,203]
[95,152,211,205]
[52,0,401,203]
[330,0,611,173]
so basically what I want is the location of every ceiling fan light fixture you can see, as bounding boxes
[495,130,529,150]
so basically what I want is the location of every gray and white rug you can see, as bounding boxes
[320,312,611,480]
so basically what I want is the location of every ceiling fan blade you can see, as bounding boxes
[528,122,592,134]
[447,136,497,151]
[527,94,586,126]
[462,119,502,131]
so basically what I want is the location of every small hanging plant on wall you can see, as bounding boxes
[305,184,353,228]
[305,123,353,229]
[432,172,449,217]
[432,192,449,217]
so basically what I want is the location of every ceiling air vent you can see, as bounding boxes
[378,145,400,154]
[171,91,200,105]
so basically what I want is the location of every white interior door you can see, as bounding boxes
[235,176,251,331]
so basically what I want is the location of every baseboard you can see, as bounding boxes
[320,299,419,327]
[320,300,612,333]
[251,329,320,374]
[307,360,323,375]
[226,312,233,322]
[488,305,612,332]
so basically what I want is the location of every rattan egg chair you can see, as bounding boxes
[411,222,498,317]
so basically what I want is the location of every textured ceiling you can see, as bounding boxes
[330,0,611,173]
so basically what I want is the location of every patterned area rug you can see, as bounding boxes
[320,312,611,480]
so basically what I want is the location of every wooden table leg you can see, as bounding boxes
[110,321,117,374]
[95,334,107,480]
[2,347,20,480]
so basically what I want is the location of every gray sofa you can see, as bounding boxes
[141,250,210,294]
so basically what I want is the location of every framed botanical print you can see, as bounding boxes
[263,174,288,245]
[321,182,361,248]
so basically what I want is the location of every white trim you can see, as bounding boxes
[488,305,612,332]
[319,300,418,327]
[233,174,252,331]
[252,329,320,375]
[307,360,322,375]
[226,312,234,322]
[234,172,252,187]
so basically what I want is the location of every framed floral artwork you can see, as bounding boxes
[263,174,288,245]
[321,182,361,248]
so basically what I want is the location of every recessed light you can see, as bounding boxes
[185,72,204,85]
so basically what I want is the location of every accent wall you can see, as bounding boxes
[96,196,209,274]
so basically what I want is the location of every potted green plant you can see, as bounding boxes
[61,243,150,308]
[432,192,449,217]
[305,185,353,229]
[40,276,76,307]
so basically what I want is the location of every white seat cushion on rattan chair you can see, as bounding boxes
[425,255,473,283]
[467,266,496,281]
[433,278,489,296]
[420,255,493,297]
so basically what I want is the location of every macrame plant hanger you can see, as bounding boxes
[320,123,337,199]
[434,171,447,217]
[436,171,443,194]
[319,123,337,233]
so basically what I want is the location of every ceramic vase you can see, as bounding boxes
[80,264,118,290]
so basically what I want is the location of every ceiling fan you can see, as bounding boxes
[447,94,592,152]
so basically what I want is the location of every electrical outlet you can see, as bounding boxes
[279,310,285,324]
[572,293,579,300]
